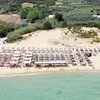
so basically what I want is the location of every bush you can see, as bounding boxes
[20,6,53,23]
[61,21,68,28]
[27,9,39,23]
[20,8,30,19]
[6,21,45,42]
[43,21,53,29]
[47,18,60,28]
[0,21,15,38]
[7,22,44,42]
[0,26,14,37]
[93,37,100,43]
[55,13,63,22]
[7,32,22,42]
[8,24,38,35]
[80,33,97,38]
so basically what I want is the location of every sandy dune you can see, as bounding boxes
[0,28,100,48]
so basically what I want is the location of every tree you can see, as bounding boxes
[0,21,14,38]
[27,9,39,23]
[0,0,16,13]
[43,21,52,29]
[55,13,63,22]
[61,21,68,28]
[20,8,30,19]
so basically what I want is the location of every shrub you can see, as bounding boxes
[80,33,97,38]
[0,21,15,37]
[0,26,14,37]
[43,21,53,29]
[93,37,100,43]
[55,13,63,22]
[64,32,67,35]
[27,9,39,23]
[47,18,59,28]
[7,32,22,42]
[61,21,68,28]
[20,6,53,23]
[8,24,38,35]
[7,22,44,42]
[20,8,30,19]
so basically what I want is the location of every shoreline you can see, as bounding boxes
[0,67,100,77]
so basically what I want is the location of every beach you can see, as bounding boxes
[0,27,100,77]
[0,65,100,77]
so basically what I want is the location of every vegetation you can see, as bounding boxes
[55,13,63,22]
[80,33,97,38]
[7,32,22,42]
[84,0,100,6]
[0,21,15,38]
[27,9,39,23]
[7,22,43,42]
[0,0,100,42]
[91,8,100,15]
[68,27,98,38]
[0,0,56,13]
[7,19,59,42]
[0,0,100,13]
[43,21,52,29]
[93,37,100,43]
[20,6,52,22]
[20,8,30,19]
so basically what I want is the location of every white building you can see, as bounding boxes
[93,15,100,19]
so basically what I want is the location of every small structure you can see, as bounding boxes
[22,19,29,26]
[92,15,100,19]
[48,15,55,19]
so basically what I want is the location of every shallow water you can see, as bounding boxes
[0,72,100,100]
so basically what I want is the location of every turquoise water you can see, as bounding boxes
[0,72,100,100]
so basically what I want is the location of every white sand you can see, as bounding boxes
[0,28,100,48]
[0,66,96,77]
[89,54,100,70]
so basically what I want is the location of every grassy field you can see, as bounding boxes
[67,5,98,15]
[55,0,100,14]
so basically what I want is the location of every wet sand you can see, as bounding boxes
[0,66,100,77]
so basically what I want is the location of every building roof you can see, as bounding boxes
[93,15,100,18]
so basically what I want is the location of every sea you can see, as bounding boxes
[0,72,100,100]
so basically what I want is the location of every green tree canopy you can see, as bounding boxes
[55,13,63,22]
[27,9,39,23]
[43,21,52,29]
[20,8,30,19]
